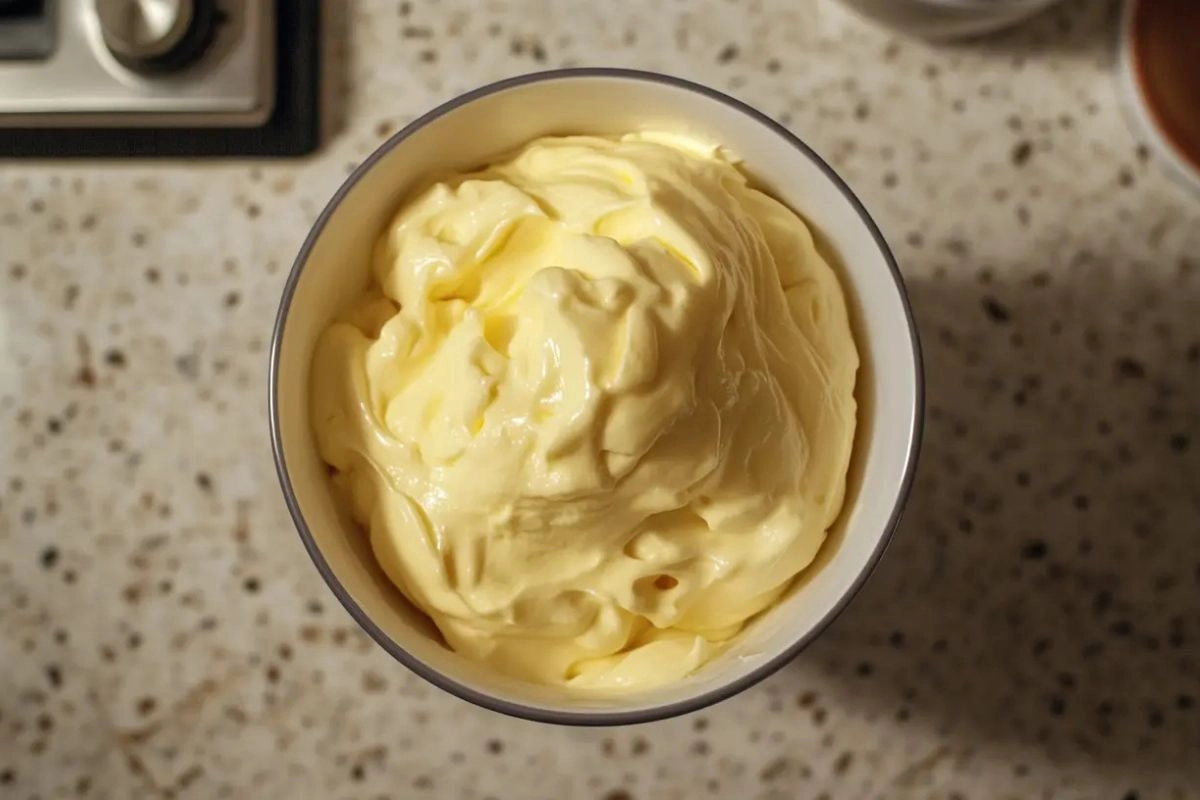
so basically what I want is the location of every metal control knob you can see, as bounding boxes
[95,0,217,72]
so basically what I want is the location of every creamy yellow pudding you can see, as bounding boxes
[311,132,858,691]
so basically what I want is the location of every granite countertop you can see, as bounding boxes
[2,1,1197,798]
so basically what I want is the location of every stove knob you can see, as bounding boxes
[95,0,217,72]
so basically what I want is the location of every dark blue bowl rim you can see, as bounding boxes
[268,67,925,727]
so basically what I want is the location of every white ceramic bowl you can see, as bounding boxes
[270,69,923,724]
[831,0,1063,39]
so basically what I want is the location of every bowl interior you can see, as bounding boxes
[273,72,920,720]
[1118,0,1200,199]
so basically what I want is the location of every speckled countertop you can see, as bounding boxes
[2,0,1198,798]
